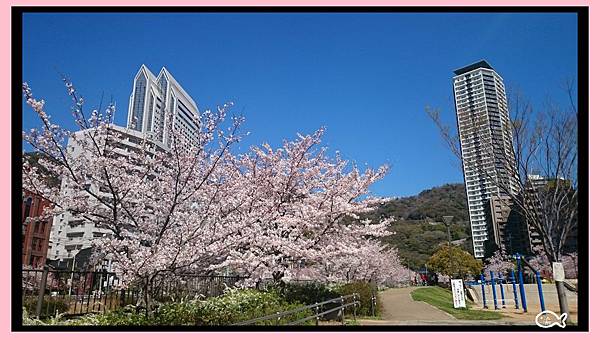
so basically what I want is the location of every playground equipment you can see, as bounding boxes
[477,253,546,313]
[479,271,519,310]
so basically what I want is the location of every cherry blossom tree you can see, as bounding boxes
[528,253,551,278]
[483,250,515,279]
[562,253,578,279]
[22,80,410,309]
[282,242,412,287]
[215,128,396,283]
[23,80,245,310]
[529,249,578,279]
[309,240,411,286]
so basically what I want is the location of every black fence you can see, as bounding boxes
[254,278,316,291]
[22,267,248,318]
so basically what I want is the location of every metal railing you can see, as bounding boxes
[234,293,360,326]
[22,267,248,318]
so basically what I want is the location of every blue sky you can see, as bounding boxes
[22,12,578,197]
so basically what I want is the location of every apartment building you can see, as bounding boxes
[452,60,520,258]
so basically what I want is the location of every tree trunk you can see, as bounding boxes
[555,280,570,321]
[138,277,154,319]
[144,279,150,318]
[272,271,285,289]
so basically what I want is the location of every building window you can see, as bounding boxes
[131,74,147,131]
[146,94,155,132]
[23,197,33,224]
[158,73,168,95]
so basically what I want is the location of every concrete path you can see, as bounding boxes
[468,284,578,324]
[376,287,456,321]
[358,287,553,326]
[358,319,534,326]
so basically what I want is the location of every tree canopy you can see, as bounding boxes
[427,245,482,279]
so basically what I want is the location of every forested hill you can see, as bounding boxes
[372,183,469,223]
[366,183,472,270]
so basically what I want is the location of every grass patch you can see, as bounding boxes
[411,286,504,320]
[344,318,361,326]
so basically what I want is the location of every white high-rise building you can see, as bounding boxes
[127,64,201,148]
[47,125,153,261]
[48,65,201,262]
[452,61,520,258]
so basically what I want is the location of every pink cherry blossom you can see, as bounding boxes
[22,81,410,297]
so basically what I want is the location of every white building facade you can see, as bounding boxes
[47,125,156,261]
[127,64,201,148]
[48,65,201,262]
[452,61,520,258]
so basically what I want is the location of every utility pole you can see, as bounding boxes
[442,216,455,279]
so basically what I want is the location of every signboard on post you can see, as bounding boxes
[451,279,466,308]
[552,262,565,282]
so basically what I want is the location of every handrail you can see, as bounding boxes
[285,300,360,325]
[234,293,360,326]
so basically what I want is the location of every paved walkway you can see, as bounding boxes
[357,287,542,326]
[358,319,534,326]
[376,287,456,321]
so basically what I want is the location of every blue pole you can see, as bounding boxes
[510,270,519,309]
[517,254,528,313]
[491,271,499,310]
[499,273,506,308]
[480,274,487,309]
[535,271,546,312]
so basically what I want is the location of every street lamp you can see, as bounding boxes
[442,215,454,246]
[442,216,455,279]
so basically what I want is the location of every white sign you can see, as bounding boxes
[451,279,466,308]
[553,262,565,282]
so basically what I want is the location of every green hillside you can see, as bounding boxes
[368,183,473,270]
[374,183,469,223]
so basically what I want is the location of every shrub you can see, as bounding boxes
[23,296,70,318]
[23,288,315,326]
[194,288,311,325]
[91,307,151,325]
[335,281,380,317]
[279,282,341,306]
[22,306,100,326]
[153,299,203,325]
[22,307,45,325]
[275,282,343,321]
